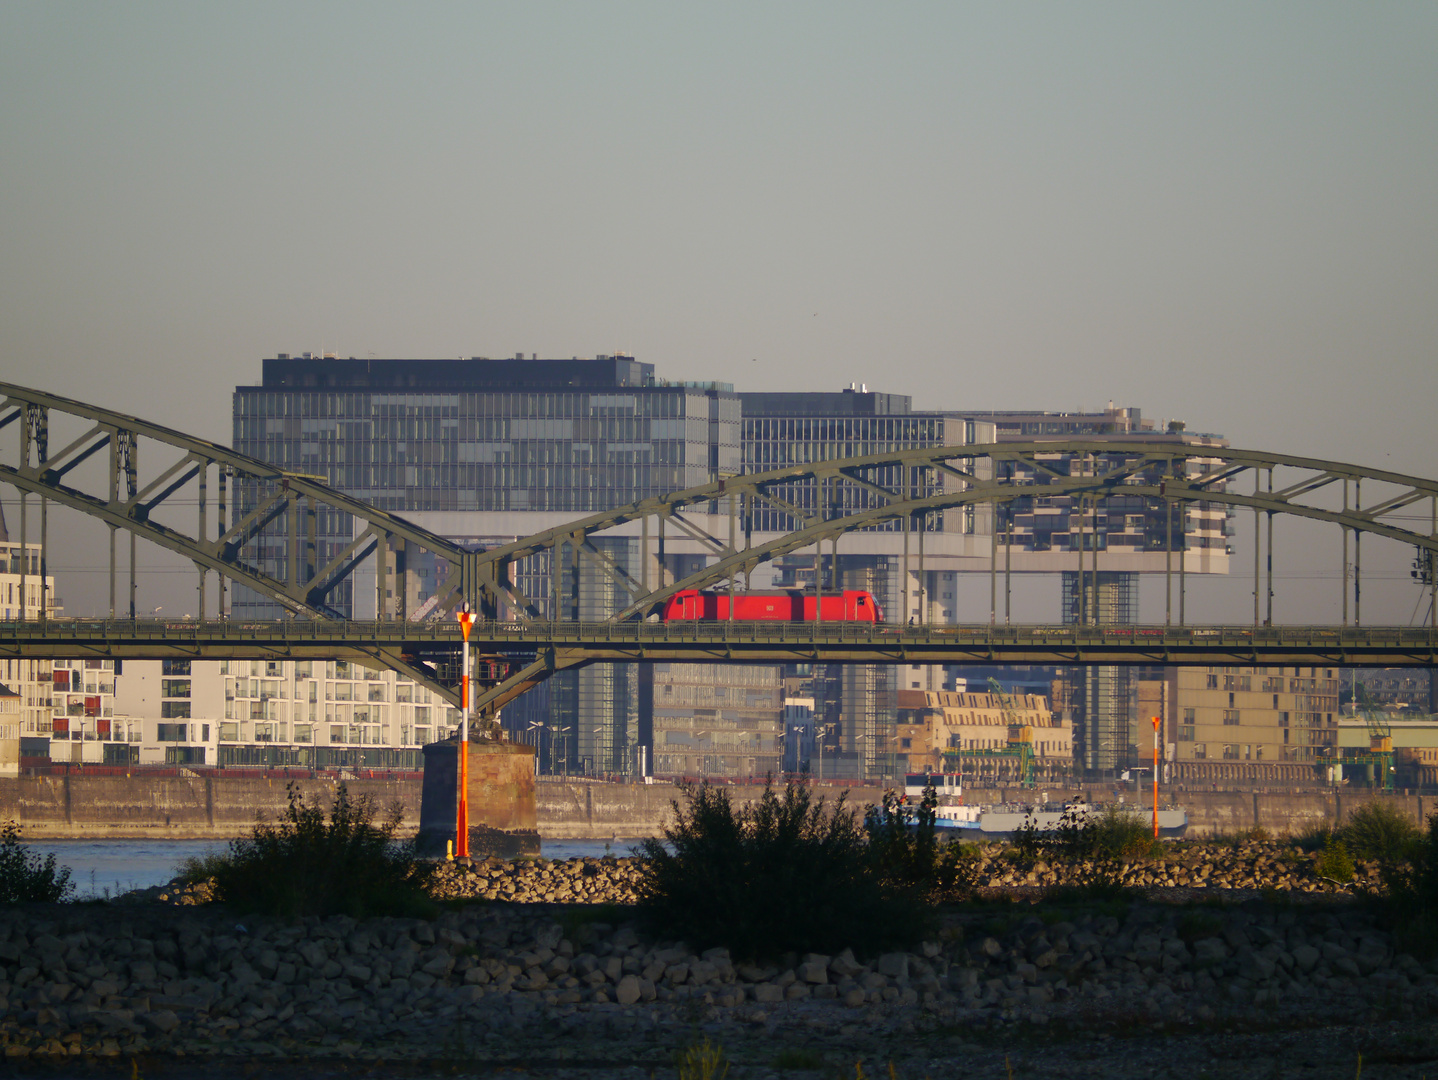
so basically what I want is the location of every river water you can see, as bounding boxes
[28,837,649,900]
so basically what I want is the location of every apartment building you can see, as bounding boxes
[26,657,460,769]
[0,534,56,749]
[1139,665,1343,783]
[0,685,19,777]
[893,688,1072,779]
[49,659,125,764]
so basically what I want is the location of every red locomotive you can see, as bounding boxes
[661,589,884,622]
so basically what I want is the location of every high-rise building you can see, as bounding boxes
[739,386,985,778]
[232,355,740,774]
[649,663,783,777]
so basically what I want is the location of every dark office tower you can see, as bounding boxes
[1060,571,1139,772]
[232,354,739,774]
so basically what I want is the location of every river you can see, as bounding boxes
[27,837,649,900]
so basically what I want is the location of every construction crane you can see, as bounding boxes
[1349,681,1395,790]
[942,678,1036,787]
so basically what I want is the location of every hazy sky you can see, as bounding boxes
[2,3,1435,620]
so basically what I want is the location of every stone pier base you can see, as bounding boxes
[417,737,539,858]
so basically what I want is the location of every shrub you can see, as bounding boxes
[635,780,928,960]
[1378,812,1438,955]
[1340,801,1421,865]
[676,1038,729,1080]
[863,786,977,900]
[0,821,74,903]
[1014,803,1156,863]
[1084,805,1160,860]
[1287,825,1332,853]
[194,783,434,917]
[1314,832,1356,883]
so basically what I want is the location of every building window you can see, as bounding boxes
[219,722,239,742]
[162,659,192,676]
[1223,709,1240,726]
[156,723,189,742]
[293,724,313,743]
[161,679,191,698]
[1178,725,1195,742]
[160,701,192,720]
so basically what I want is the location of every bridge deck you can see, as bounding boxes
[0,620,1433,666]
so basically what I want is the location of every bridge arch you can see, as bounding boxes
[469,442,1438,715]
[3,382,1434,721]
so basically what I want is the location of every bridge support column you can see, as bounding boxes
[418,738,538,859]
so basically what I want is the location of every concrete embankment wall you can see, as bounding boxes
[2,774,1436,841]
[0,775,424,840]
[534,780,885,839]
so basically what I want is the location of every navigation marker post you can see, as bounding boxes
[1151,715,1161,839]
[456,602,475,859]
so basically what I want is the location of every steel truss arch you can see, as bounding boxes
[3,381,1436,723]
[468,442,1438,716]
[0,382,471,699]
[470,441,1438,619]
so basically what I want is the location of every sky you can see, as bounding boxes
[1,2,1435,621]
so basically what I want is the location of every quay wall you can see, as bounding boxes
[1,774,1435,841]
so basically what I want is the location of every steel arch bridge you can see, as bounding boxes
[1,381,1435,725]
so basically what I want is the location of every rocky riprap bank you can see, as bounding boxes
[3,887,1437,1076]
[417,838,1376,905]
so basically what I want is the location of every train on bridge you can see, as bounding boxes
[660,589,884,623]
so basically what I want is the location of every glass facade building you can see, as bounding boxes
[231,356,739,776]
[231,356,739,620]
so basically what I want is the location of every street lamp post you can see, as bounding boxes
[815,723,834,781]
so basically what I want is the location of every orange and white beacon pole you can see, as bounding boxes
[456,602,475,860]
[1151,714,1162,840]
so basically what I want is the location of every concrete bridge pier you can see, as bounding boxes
[418,738,539,858]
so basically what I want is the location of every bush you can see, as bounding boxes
[1287,825,1332,853]
[1315,832,1356,883]
[1085,805,1160,860]
[863,786,977,900]
[1340,801,1421,865]
[1014,803,1156,863]
[636,780,929,960]
[193,783,434,917]
[1378,812,1438,953]
[0,821,73,903]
